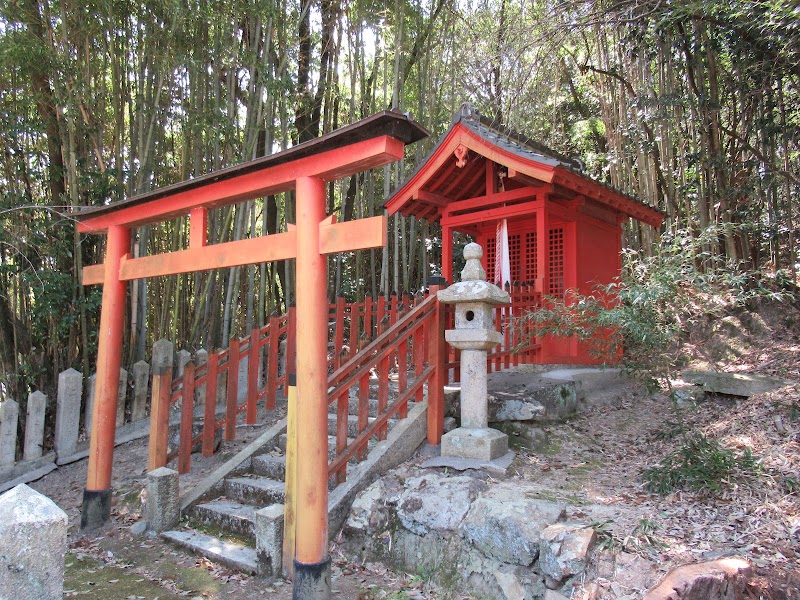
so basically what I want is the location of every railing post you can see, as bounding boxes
[334,297,345,370]
[283,306,296,397]
[226,338,240,441]
[247,327,260,424]
[178,361,195,474]
[426,286,445,445]
[148,339,174,471]
[202,351,218,457]
[266,317,279,409]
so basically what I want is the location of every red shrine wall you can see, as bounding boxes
[474,210,623,366]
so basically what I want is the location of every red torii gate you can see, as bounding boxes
[74,111,428,596]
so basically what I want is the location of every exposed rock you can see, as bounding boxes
[487,372,577,421]
[539,522,596,582]
[396,474,486,536]
[544,590,570,600]
[461,482,565,565]
[644,557,752,600]
[495,421,548,451]
[494,570,526,600]
[345,475,402,533]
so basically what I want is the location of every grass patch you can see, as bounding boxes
[64,551,184,599]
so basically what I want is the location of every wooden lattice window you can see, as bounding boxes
[484,236,496,281]
[508,234,521,284]
[525,231,538,282]
[548,227,565,296]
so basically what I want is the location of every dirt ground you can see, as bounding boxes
[25,298,800,599]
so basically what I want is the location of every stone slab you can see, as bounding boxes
[194,499,256,539]
[160,529,257,574]
[0,459,58,495]
[421,450,515,477]
[682,370,792,398]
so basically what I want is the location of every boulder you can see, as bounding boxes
[539,522,596,582]
[396,474,486,536]
[644,557,751,600]
[460,482,566,565]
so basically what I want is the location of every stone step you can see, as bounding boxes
[224,476,285,506]
[251,454,286,480]
[278,434,353,461]
[328,396,381,417]
[192,499,256,539]
[161,529,257,574]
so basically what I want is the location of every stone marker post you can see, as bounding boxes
[131,360,150,422]
[84,373,97,436]
[23,391,47,461]
[55,368,82,458]
[0,484,68,600]
[0,398,19,467]
[116,367,128,427]
[437,243,510,461]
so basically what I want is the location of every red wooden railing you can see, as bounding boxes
[442,283,542,382]
[155,284,539,479]
[326,288,445,485]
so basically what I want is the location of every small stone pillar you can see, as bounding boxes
[0,484,68,600]
[145,467,180,532]
[255,503,284,576]
[437,243,510,461]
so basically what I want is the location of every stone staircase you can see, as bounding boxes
[160,393,425,575]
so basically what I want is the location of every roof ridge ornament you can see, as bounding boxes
[455,102,478,123]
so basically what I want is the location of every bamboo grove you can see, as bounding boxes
[0,0,797,399]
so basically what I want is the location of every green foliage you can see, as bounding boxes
[517,227,796,386]
[641,433,759,495]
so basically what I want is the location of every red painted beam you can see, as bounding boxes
[77,136,405,233]
[319,216,387,255]
[83,231,298,284]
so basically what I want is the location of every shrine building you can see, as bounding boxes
[385,104,665,364]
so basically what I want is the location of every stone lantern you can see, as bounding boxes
[437,243,510,461]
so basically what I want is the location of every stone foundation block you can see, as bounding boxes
[441,427,508,461]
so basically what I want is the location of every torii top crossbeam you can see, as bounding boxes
[74,111,428,596]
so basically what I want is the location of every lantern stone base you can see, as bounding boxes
[441,427,509,461]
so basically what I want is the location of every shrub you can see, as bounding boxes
[641,433,759,495]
